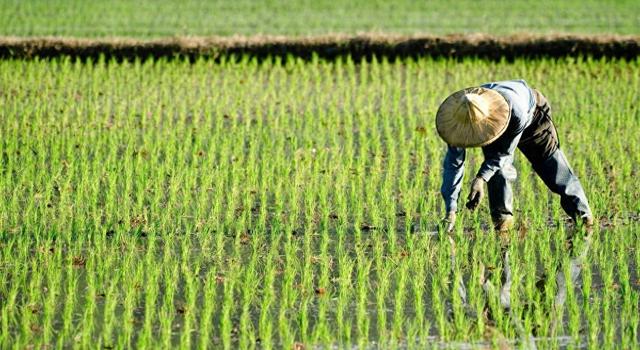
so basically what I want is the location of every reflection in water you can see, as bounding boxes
[551,230,593,335]
[450,230,594,348]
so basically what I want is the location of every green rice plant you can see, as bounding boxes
[2,0,640,37]
[0,56,638,349]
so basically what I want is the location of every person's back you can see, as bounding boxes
[481,80,536,124]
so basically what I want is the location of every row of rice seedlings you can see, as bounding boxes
[0,56,638,348]
[4,0,640,37]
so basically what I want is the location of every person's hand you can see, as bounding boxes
[465,176,486,211]
[441,211,456,233]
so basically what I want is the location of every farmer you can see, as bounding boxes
[436,80,593,232]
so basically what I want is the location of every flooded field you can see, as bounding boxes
[1,57,639,348]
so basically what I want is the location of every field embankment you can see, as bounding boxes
[1,34,639,61]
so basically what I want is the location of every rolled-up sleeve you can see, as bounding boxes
[441,146,466,213]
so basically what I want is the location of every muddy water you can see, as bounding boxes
[8,224,638,349]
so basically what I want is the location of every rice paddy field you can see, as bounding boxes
[1,0,640,37]
[0,55,639,349]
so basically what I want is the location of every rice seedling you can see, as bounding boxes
[2,0,639,37]
[0,55,638,349]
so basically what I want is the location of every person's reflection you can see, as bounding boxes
[550,230,593,335]
[450,228,594,347]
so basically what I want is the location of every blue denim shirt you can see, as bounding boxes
[440,80,537,213]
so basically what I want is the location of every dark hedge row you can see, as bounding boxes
[1,34,638,62]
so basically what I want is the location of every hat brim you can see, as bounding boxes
[436,87,511,147]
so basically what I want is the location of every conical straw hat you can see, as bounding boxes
[436,87,511,147]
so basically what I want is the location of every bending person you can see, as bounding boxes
[436,80,592,232]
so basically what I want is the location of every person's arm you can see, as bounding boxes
[476,120,526,182]
[441,146,466,213]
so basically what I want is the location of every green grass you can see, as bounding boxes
[0,56,639,349]
[1,0,639,38]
